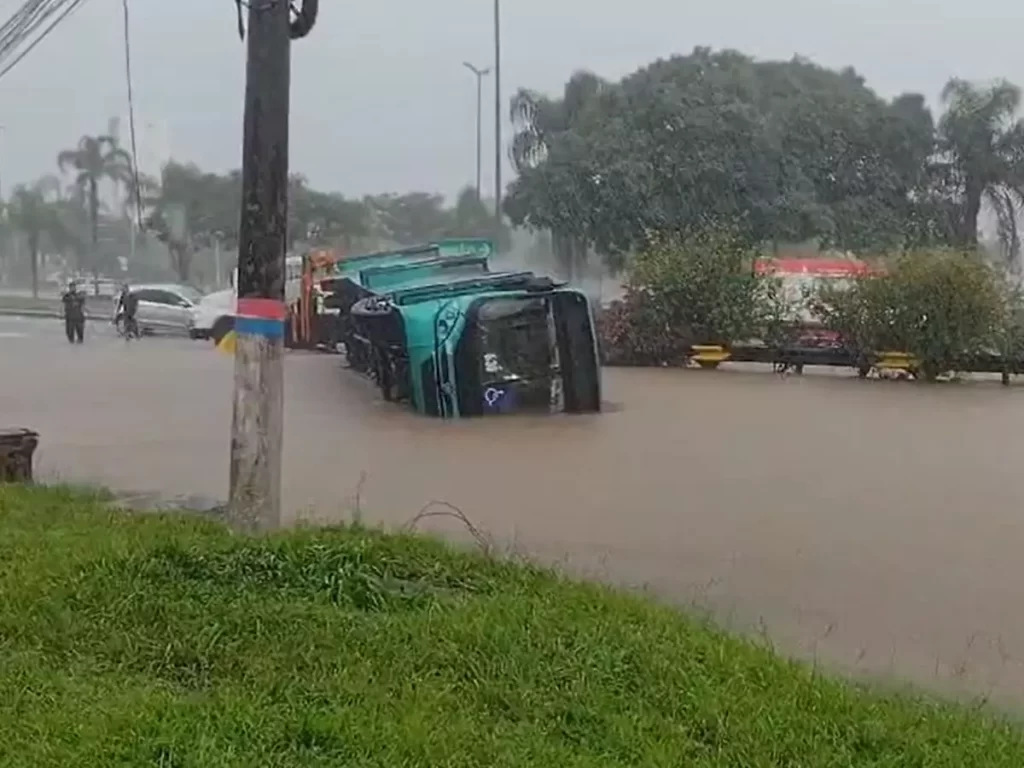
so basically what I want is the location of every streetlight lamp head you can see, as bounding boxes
[463,62,491,77]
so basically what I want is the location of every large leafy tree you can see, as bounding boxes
[7,177,68,298]
[363,192,454,245]
[937,78,1024,269]
[505,49,944,260]
[289,174,369,250]
[450,186,493,237]
[143,165,376,280]
[56,135,134,258]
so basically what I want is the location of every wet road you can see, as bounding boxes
[4,315,1024,705]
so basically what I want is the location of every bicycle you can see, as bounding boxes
[115,314,141,341]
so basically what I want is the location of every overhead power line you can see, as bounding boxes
[0,0,143,220]
[0,0,94,84]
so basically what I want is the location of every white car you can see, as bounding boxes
[111,283,204,336]
[189,289,236,343]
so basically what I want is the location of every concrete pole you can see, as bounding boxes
[463,63,490,200]
[475,71,483,197]
[129,217,136,267]
[493,0,502,235]
[213,236,222,288]
[228,0,292,531]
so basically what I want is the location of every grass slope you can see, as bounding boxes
[1,485,1022,767]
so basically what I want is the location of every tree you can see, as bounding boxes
[7,177,66,298]
[597,225,787,365]
[937,78,1024,270]
[363,192,453,245]
[505,49,945,260]
[289,174,369,250]
[56,134,134,264]
[141,162,240,282]
[811,249,1013,378]
[450,186,492,236]
[507,71,606,279]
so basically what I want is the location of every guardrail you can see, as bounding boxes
[675,343,1023,384]
[0,296,109,322]
[0,306,106,321]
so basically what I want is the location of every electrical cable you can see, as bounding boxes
[0,0,92,84]
[0,1,50,63]
[0,2,59,69]
[0,1,64,66]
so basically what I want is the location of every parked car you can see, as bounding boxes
[111,284,204,336]
[189,288,235,343]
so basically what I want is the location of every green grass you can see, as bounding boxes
[1,485,1023,766]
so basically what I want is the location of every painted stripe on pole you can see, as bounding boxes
[235,316,285,339]
[237,297,287,320]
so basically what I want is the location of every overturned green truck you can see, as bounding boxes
[317,238,602,417]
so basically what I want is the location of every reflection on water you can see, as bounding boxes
[10,335,1024,704]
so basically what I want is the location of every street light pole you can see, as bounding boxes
[462,62,490,199]
[493,0,502,233]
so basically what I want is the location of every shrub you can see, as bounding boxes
[811,249,1016,378]
[596,291,691,366]
[597,228,788,365]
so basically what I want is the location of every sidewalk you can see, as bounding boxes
[0,294,109,320]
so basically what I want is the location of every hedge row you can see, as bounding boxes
[596,232,1024,378]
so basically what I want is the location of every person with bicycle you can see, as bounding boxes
[116,282,140,339]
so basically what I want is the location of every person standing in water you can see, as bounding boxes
[61,280,86,344]
[115,282,139,339]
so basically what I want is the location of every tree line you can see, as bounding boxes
[7,47,1023,297]
[0,140,502,296]
[503,47,1024,272]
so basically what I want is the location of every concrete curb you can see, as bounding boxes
[0,307,106,321]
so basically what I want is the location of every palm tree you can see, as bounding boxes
[508,71,604,172]
[938,78,1024,270]
[56,135,134,261]
[7,177,65,298]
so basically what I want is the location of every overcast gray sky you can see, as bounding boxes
[0,0,1021,200]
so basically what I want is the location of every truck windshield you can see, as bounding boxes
[472,297,563,413]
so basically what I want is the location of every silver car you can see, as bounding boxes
[112,283,204,336]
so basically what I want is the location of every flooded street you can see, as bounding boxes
[5,319,1024,704]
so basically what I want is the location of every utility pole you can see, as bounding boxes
[463,62,490,199]
[493,0,502,235]
[228,0,317,531]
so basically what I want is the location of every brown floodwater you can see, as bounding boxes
[6,328,1024,705]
